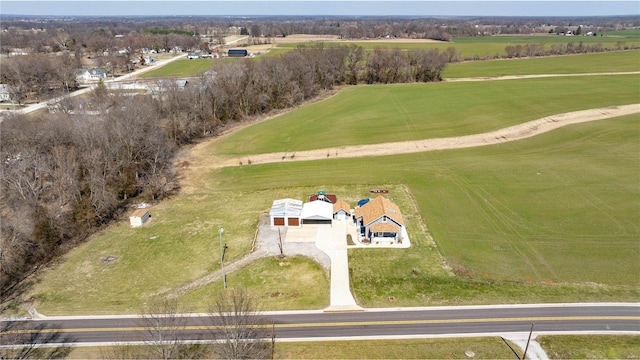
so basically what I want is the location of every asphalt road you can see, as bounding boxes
[2,304,638,346]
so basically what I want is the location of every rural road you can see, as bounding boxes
[2,304,638,346]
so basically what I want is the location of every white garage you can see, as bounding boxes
[301,200,333,225]
[269,198,303,227]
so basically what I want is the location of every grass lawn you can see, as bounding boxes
[62,335,640,359]
[444,50,640,78]
[212,74,640,155]
[28,186,331,315]
[65,337,518,359]
[178,256,330,311]
[138,58,215,78]
[276,337,519,359]
[538,335,640,359]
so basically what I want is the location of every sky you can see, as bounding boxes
[1,1,638,17]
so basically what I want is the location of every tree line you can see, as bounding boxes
[0,43,450,304]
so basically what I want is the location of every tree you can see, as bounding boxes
[207,288,274,359]
[137,298,209,360]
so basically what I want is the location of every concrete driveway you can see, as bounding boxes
[286,221,362,312]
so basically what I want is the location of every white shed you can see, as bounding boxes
[301,200,333,225]
[270,198,303,227]
[129,208,151,227]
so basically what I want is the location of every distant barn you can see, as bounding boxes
[228,49,248,57]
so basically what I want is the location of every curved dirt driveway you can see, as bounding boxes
[215,103,640,168]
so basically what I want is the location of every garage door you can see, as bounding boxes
[273,217,285,226]
[303,219,332,225]
[287,217,300,226]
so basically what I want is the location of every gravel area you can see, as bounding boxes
[255,214,331,270]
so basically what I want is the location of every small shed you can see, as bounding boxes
[130,208,151,227]
[270,198,303,227]
[301,200,333,225]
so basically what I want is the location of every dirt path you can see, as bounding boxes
[211,103,640,168]
[445,71,640,83]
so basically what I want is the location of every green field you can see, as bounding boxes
[444,49,640,78]
[538,335,640,359]
[138,58,215,78]
[213,74,640,155]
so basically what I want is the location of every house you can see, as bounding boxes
[270,198,303,227]
[0,84,11,102]
[333,199,351,221]
[76,68,107,81]
[129,208,151,227]
[301,200,333,225]
[187,51,201,59]
[354,196,404,244]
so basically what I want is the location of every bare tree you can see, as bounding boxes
[138,298,195,360]
[207,287,274,359]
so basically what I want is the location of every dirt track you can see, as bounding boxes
[214,103,640,168]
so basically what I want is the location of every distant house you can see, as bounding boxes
[76,68,108,81]
[0,84,11,102]
[333,199,352,221]
[227,49,248,57]
[129,208,151,227]
[187,51,201,59]
[270,198,303,227]
[355,196,404,244]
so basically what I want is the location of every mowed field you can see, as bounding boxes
[25,46,640,315]
[213,74,640,155]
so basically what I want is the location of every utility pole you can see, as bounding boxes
[522,323,535,360]
[218,226,226,289]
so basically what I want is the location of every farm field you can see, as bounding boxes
[444,49,640,78]
[273,30,640,58]
[212,74,640,155]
